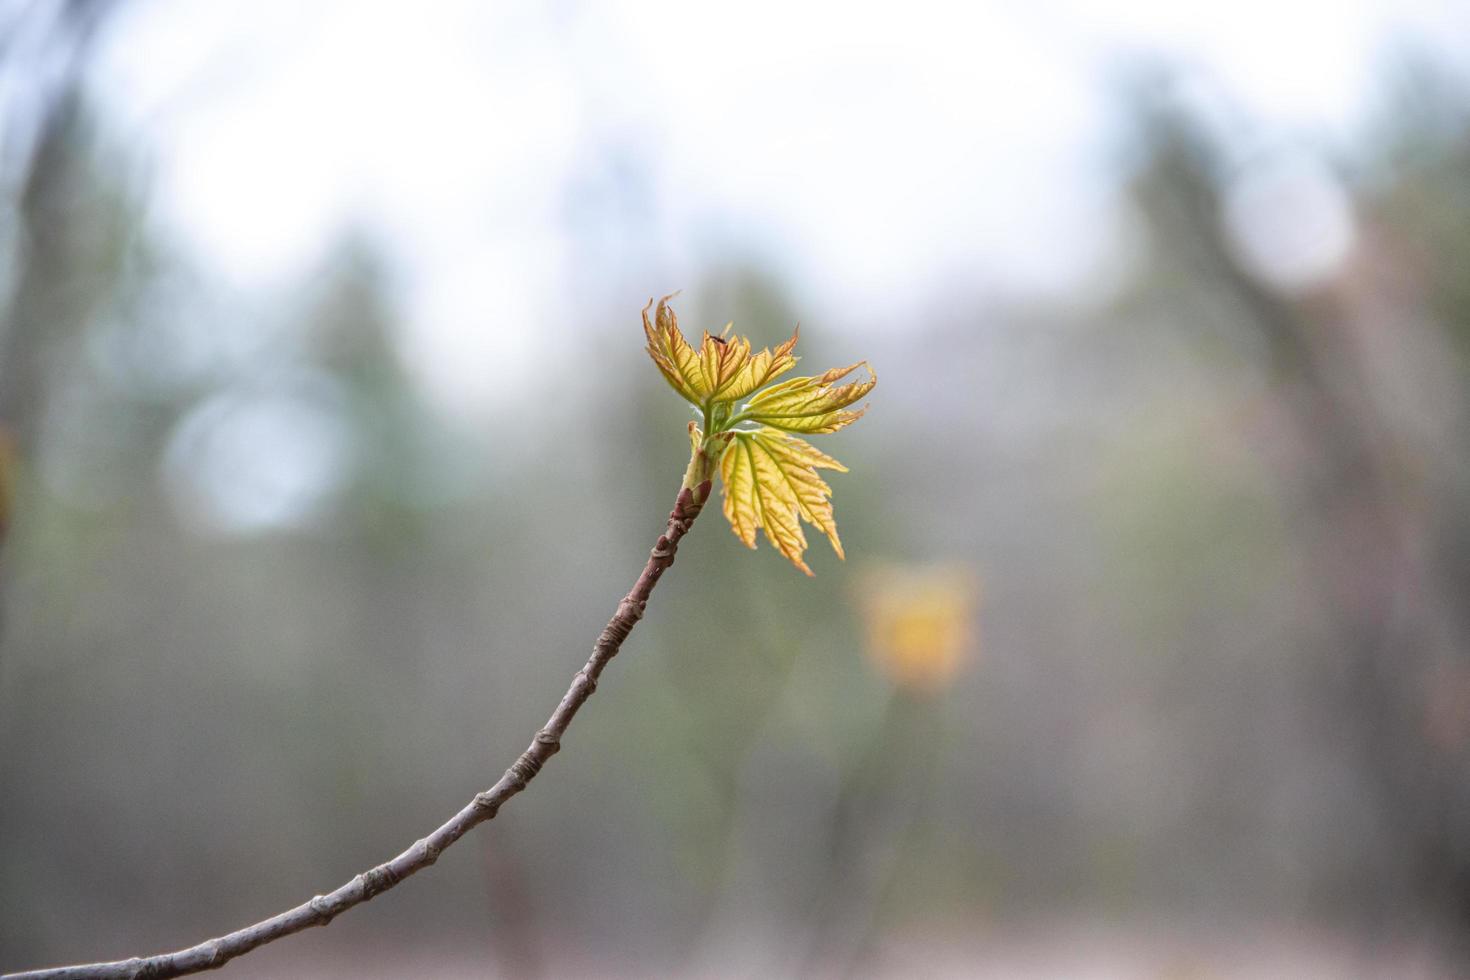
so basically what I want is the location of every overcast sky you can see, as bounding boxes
[90,0,1470,416]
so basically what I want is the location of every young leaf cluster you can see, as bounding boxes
[643,295,875,575]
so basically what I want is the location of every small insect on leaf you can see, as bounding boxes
[643,297,874,575]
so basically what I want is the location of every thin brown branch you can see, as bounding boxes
[4,479,713,980]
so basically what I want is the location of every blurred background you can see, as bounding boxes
[4,1,1470,976]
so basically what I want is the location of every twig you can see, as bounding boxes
[4,480,713,980]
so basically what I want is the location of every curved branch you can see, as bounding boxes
[4,480,713,980]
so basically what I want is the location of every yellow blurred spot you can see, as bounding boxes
[859,562,979,693]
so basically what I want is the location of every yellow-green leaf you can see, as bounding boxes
[719,427,848,576]
[744,360,876,434]
[643,296,874,575]
[696,329,749,399]
[643,294,706,404]
[643,296,803,408]
[713,328,800,401]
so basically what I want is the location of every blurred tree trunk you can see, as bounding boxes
[0,2,119,451]
[1129,100,1470,940]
